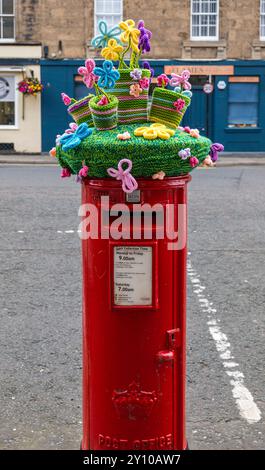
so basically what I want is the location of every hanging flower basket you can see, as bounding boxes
[89,94,118,131]
[18,78,44,96]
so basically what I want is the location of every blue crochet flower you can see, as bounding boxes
[94,60,120,89]
[60,123,93,151]
[92,20,121,49]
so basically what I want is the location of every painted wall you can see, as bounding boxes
[0,65,42,153]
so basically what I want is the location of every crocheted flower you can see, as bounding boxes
[56,134,62,146]
[61,168,71,178]
[61,93,72,106]
[190,129,200,138]
[98,95,109,106]
[93,60,120,89]
[101,39,124,61]
[138,20,152,53]
[170,70,192,91]
[134,123,175,140]
[92,20,121,49]
[178,148,191,160]
[60,123,93,151]
[65,122,78,134]
[139,77,150,89]
[210,143,224,162]
[157,74,169,88]
[184,126,191,134]
[49,147,57,157]
[119,19,140,53]
[142,61,154,78]
[189,156,199,168]
[117,132,131,140]
[78,59,98,89]
[202,155,215,167]
[130,83,142,98]
[152,171,165,180]
[130,68,142,80]
[173,98,186,112]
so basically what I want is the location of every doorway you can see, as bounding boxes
[182,75,213,138]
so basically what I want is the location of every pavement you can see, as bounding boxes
[0,165,264,450]
[1,152,265,167]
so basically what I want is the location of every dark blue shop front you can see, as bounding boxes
[41,59,265,153]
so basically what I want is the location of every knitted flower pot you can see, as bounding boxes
[149,88,191,129]
[110,69,151,124]
[67,95,94,126]
[89,94,118,131]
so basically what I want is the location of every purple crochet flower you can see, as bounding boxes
[178,148,191,160]
[142,60,154,78]
[130,68,142,80]
[138,20,152,54]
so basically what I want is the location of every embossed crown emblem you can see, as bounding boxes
[112,381,158,420]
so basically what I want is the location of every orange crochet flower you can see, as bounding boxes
[130,83,142,98]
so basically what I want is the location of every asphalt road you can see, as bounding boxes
[0,165,264,450]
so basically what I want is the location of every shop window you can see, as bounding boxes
[228,83,259,128]
[0,76,16,127]
[0,0,15,41]
[191,0,219,40]
[94,0,123,35]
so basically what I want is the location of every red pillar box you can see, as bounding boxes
[81,176,191,451]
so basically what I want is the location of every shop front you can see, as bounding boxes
[41,59,265,153]
[0,44,42,153]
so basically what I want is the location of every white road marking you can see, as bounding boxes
[17,231,24,233]
[187,258,261,424]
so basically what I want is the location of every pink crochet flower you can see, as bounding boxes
[78,59,98,89]
[130,83,143,98]
[79,165,89,178]
[139,77,150,90]
[61,168,71,178]
[98,95,109,106]
[184,126,191,134]
[157,74,169,87]
[61,93,72,106]
[173,98,186,112]
[189,156,199,168]
[65,122,78,134]
[190,128,200,138]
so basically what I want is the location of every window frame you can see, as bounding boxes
[0,0,15,42]
[260,0,265,40]
[94,0,123,36]
[190,0,219,41]
[0,74,19,129]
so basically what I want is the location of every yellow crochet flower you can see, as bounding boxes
[134,123,175,140]
[119,19,140,53]
[101,39,124,61]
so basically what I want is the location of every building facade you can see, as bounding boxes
[1,0,265,152]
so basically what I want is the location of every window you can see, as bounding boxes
[0,76,17,127]
[94,0,123,35]
[191,0,219,40]
[261,0,265,40]
[228,83,259,128]
[0,0,15,41]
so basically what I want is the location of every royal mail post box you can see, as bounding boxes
[81,175,191,451]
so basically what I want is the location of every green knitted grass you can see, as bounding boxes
[56,123,211,178]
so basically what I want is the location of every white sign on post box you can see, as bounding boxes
[114,246,152,306]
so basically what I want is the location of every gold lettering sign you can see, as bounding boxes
[164,65,234,76]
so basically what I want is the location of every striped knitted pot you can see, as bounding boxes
[149,88,191,129]
[89,95,118,131]
[68,95,94,126]
[110,69,151,124]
